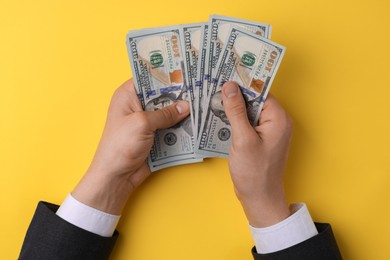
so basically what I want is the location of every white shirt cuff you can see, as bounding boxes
[56,194,120,237]
[249,203,318,254]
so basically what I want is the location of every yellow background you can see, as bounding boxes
[1,0,389,259]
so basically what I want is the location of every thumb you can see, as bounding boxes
[145,101,190,130]
[222,82,252,134]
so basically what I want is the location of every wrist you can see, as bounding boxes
[239,191,291,228]
[72,169,134,215]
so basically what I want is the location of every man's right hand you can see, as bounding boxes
[222,81,292,228]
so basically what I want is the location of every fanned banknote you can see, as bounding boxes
[196,26,286,158]
[198,15,272,140]
[125,16,286,170]
[180,23,205,140]
[194,23,208,142]
[126,26,202,171]
[202,15,272,98]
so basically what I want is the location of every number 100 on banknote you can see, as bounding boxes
[126,26,201,171]
[196,26,286,158]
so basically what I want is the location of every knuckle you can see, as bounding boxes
[113,80,133,99]
[112,87,122,101]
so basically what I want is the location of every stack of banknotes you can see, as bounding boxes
[126,15,285,171]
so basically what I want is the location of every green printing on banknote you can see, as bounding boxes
[126,16,284,170]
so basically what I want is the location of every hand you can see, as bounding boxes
[72,79,190,214]
[222,81,292,228]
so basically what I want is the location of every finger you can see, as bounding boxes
[222,81,253,135]
[145,101,190,130]
[109,79,143,117]
[261,94,282,114]
[259,94,291,126]
[256,94,293,137]
[129,163,151,189]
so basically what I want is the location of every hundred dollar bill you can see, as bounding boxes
[126,26,202,171]
[180,23,205,140]
[196,26,285,158]
[198,15,272,141]
[194,23,208,141]
[202,15,272,99]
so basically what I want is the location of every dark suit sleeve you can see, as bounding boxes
[19,201,118,260]
[252,223,342,260]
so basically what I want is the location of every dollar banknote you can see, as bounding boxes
[202,15,272,98]
[194,23,208,141]
[125,16,286,170]
[196,26,286,158]
[180,23,205,140]
[198,15,272,142]
[126,26,202,171]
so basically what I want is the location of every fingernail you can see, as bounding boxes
[176,101,189,114]
[223,82,238,98]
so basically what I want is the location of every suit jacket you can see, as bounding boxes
[19,202,342,260]
[251,223,342,259]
